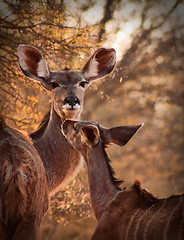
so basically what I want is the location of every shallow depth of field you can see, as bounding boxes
[0,0,184,239]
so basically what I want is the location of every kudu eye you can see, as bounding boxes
[79,81,89,88]
[50,82,59,89]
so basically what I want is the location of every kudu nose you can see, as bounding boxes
[64,96,80,108]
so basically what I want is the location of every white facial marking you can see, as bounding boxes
[62,103,81,110]
[73,104,81,110]
[37,58,50,78]
[63,103,73,110]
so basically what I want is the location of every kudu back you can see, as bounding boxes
[17,45,116,194]
[0,117,49,240]
[63,121,184,240]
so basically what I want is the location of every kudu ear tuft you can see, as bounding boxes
[100,124,143,146]
[82,48,116,81]
[17,45,52,90]
[80,125,100,148]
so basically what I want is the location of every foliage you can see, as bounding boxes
[0,0,98,130]
[49,171,92,225]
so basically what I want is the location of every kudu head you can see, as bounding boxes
[17,45,116,121]
[62,121,143,154]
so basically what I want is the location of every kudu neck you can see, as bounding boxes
[85,143,121,220]
[50,102,64,125]
[32,103,83,194]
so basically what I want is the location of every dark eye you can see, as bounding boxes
[79,81,88,88]
[50,82,59,89]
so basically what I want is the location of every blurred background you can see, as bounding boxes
[0,0,184,239]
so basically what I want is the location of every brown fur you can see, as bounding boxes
[30,110,50,140]
[17,45,116,194]
[132,179,157,204]
[0,117,49,240]
[63,121,184,240]
[2,45,116,238]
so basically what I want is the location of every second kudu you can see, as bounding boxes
[63,121,184,240]
[17,45,116,195]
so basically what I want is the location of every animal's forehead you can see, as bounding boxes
[51,70,83,84]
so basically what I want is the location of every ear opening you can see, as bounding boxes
[82,48,116,81]
[17,45,52,90]
[80,125,100,148]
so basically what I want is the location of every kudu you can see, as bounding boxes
[63,121,184,240]
[17,45,116,195]
[0,117,49,240]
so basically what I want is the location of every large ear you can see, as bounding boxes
[100,124,143,146]
[82,48,116,81]
[17,45,52,90]
[80,125,100,148]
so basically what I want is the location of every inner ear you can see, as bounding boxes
[81,126,100,148]
[82,48,116,81]
[17,45,52,90]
